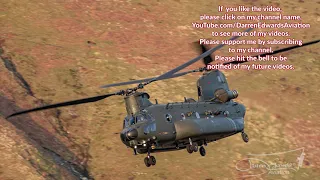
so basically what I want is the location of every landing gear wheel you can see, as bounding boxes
[191,143,198,152]
[144,157,151,167]
[242,132,249,143]
[199,146,206,156]
[186,144,193,154]
[148,156,156,166]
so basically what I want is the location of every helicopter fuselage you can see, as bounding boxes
[120,100,246,154]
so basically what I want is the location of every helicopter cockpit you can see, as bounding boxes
[136,113,154,123]
[123,112,154,128]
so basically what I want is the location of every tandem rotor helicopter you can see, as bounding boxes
[7,28,319,167]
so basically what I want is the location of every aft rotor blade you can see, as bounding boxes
[6,92,119,118]
[224,39,320,65]
[193,42,214,65]
[152,28,253,82]
[100,69,200,89]
[200,44,214,65]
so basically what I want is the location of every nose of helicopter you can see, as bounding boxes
[127,128,138,140]
[121,128,138,141]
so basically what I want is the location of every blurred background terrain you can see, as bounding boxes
[0,0,319,179]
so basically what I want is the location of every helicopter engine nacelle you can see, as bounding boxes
[124,92,152,115]
[197,70,231,101]
[213,89,238,103]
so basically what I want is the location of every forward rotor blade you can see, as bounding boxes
[100,78,154,89]
[224,39,320,65]
[152,28,253,82]
[100,69,201,89]
[6,92,119,118]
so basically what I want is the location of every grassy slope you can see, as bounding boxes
[1,0,319,179]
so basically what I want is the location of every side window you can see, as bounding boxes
[150,122,156,131]
[129,116,135,125]
[217,73,226,83]
[144,126,150,134]
[181,113,186,120]
[195,112,200,119]
[165,114,172,122]
[136,115,145,123]
[197,86,202,96]
[217,76,222,83]
[144,123,156,134]
[143,113,154,122]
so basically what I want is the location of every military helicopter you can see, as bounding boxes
[6,27,319,167]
